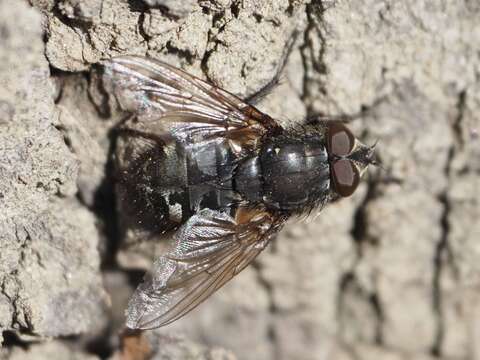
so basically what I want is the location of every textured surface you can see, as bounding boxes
[0,0,108,342]
[0,341,99,360]
[1,0,479,359]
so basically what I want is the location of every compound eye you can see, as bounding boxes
[332,159,360,197]
[327,122,355,157]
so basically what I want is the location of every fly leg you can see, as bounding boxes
[244,30,300,105]
[305,95,387,125]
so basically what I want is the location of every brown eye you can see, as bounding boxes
[327,122,355,156]
[332,159,360,197]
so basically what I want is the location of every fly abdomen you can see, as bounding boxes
[117,138,238,234]
[185,139,236,212]
[233,157,263,203]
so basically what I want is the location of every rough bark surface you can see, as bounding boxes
[1,0,479,359]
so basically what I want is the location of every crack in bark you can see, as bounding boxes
[200,2,237,81]
[0,330,31,349]
[251,260,279,360]
[1,274,29,332]
[337,270,385,345]
[351,180,379,253]
[338,178,384,345]
[0,225,38,332]
[300,0,387,348]
[431,90,466,357]
[299,0,328,115]
[431,193,450,357]
[137,11,152,45]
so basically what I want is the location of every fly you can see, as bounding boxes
[100,55,377,330]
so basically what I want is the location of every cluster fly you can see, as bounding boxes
[100,55,376,329]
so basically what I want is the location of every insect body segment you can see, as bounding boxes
[102,55,375,329]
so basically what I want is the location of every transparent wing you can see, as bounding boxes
[102,55,280,146]
[126,208,285,330]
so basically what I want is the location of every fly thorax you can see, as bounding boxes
[259,137,330,212]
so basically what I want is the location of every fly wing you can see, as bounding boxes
[102,55,281,148]
[126,208,285,330]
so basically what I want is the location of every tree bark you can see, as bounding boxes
[1,1,479,359]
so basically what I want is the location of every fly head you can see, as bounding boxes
[326,122,377,197]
